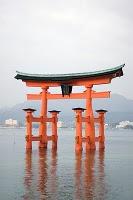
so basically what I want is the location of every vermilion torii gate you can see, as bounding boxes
[15,64,124,152]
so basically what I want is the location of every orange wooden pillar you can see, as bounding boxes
[39,87,48,148]
[85,86,96,150]
[49,110,60,149]
[23,108,36,150]
[72,108,85,152]
[96,110,107,149]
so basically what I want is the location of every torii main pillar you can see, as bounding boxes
[39,87,48,148]
[85,86,96,150]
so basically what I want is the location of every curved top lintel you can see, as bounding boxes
[15,64,125,83]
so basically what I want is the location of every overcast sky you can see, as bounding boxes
[0,0,132,108]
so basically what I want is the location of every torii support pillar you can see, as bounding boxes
[96,110,107,149]
[23,108,36,150]
[48,110,61,150]
[72,108,85,152]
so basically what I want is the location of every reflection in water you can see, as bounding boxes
[23,149,58,200]
[74,150,106,200]
[1,129,133,199]
[74,151,83,199]
[84,151,95,199]
[97,149,107,200]
[37,149,48,199]
[37,149,58,200]
[23,148,106,200]
[23,150,34,200]
[49,150,58,196]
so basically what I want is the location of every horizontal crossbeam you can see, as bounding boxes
[32,117,54,123]
[27,91,110,100]
[94,117,100,123]
[32,136,41,141]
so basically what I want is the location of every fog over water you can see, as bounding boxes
[0,0,132,107]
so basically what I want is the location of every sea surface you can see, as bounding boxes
[0,128,133,200]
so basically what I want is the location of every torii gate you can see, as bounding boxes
[15,64,124,152]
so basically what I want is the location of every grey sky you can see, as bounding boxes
[0,0,132,108]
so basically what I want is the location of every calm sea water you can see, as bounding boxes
[0,128,133,200]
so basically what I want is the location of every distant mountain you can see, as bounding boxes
[0,94,133,124]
